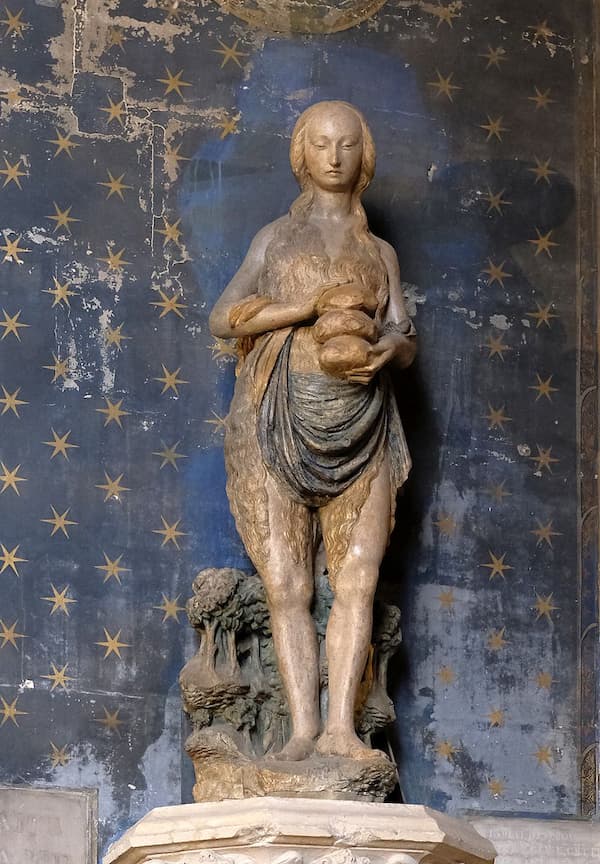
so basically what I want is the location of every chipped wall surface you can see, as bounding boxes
[0,0,597,855]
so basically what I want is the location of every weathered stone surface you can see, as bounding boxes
[471,816,600,863]
[0,785,97,864]
[103,797,496,864]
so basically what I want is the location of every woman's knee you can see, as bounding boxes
[333,560,379,609]
[261,565,313,614]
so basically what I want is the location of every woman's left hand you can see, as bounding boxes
[344,341,396,385]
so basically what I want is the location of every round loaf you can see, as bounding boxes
[313,309,378,345]
[316,282,378,317]
[318,335,371,378]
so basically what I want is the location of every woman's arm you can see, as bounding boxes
[209,219,316,340]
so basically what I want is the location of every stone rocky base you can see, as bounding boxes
[103,796,496,864]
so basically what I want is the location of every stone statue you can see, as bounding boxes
[181,100,416,800]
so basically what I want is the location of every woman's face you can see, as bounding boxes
[303,105,364,194]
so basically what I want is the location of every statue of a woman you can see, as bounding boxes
[209,100,417,763]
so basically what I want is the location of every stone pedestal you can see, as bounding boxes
[104,797,496,864]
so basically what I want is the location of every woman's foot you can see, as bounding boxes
[315,728,387,761]
[267,735,316,762]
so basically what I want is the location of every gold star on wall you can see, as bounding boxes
[487,707,505,727]
[156,216,182,246]
[487,627,509,652]
[96,471,130,502]
[437,665,456,685]
[107,25,126,51]
[528,86,555,111]
[0,385,27,416]
[96,396,129,428]
[486,481,511,502]
[435,740,458,760]
[48,129,80,159]
[213,38,248,68]
[426,3,460,27]
[0,695,26,726]
[157,67,192,99]
[96,627,130,659]
[529,228,559,258]
[482,259,512,287]
[98,245,130,272]
[536,671,555,690]
[427,70,461,101]
[1,233,29,264]
[150,289,187,318]
[483,333,511,361]
[43,354,70,382]
[0,461,26,495]
[98,170,132,200]
[47,202,79,234]
[484,404,512,431]
[433,514,457,535]
[0,156,27,188]
[205,411,227,432]
[529,157,557,185]
[480,115,509,142]
[164,143,189,175]
[44,277,76,307]
[530,444,559,474]
[533,592,558,623]
[41,583,76,615]
[100,97,126,127]
[104,323,130,351]
[1,6,27,37]
[154,364,189,396]
[0,309,29,340]
[488,778,505,797]
[95,706,124,731]
[529,373,558,402]
[480,46,507,69]
[216,114,240,138]
[531,19,554,41]
[153,441,187,470]
[154,593,185,622]
[437,589,456,610]
[41,506,77,537]
[483,188,511,215]
[49,742,70,767]
[481,550,513,581]
[0,618,25,650]
[534,745,553,766]
[0,543,26,576]
[41,662,73,692]
[209,338,237,361]
[43,429,79,460]
[527,302,557,328]
[153,515,187,548]
[531,519,561,548]
[95,552,129,584]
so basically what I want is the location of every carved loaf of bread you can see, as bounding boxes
[315,282,378,317]
[318,335,372,378]
[313,308,378,345]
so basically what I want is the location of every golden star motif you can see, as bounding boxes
[1,234,29,264]
[96,471,130,502]
[95,552,129,584]
[487,708,505,727]
[0,309,29,340]
[49,742,70,767]
[488,778,505,796]
[96,396,130,428]
[481,550,513,581]
[0,695,26,726]
[437,665,455,685]
[528,228,559,258]
[96,627,130,659]
[536,671,555,690]
[205,411,227,432]
[484,403,512,431]
[483,188,511,215]
[0,461,26,495]
[41,506,77,538]
[150,289,187,318]
[4,87,21,106]
[435,740,457,759]
[528,86,555,111]
[217,114,240,138]
[0,543,26,576]
[162,0,182,20]
[437,589,456,610]
[104,323,130,351]
[480,45,508,70]
[95,706,124,731]
[154,593,185,622]
[531,519,561,548]
[41,662,73,692]
[153,515,187,548]
[100,97,126,127]
[433,514,457,536]
[41,583,76,615]
[164,143,189,175]
[1,6,27,36]
[107,25,126,51]
[483,333,511,361]
[533,592,558,623]
[530,444,559,474]
[0,156,27,188]
[0,618,25,650]
[534,745,553,766]
[529,157,557,185]
[531,19,554,41]
[529,373,558,402]
[488,627,509,652]
[0,385,27,416]
[157,67,192,99]
[99,170,132,201]
[44,277,76,307]
[482,259,512,287]
[213,38,248,68]
[427,70,461,101]
[486,481,511,503]
[43,353,70,382]
[98,245,130,272]
[47,202,79,234]
[48,129,79,159]
[527,302,558,329]
[155,364,189,396]
[156,216,182,246]
[209,338,238,361]
[43,429,79,460]
[427,3,460,27]
[480,115,509,142]
[153,441,187,470]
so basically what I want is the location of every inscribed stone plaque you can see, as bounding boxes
[471,816,600,864]
[0,785,97,864]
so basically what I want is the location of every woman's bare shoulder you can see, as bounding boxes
[248,214,289,259]
[371,234,400,275]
